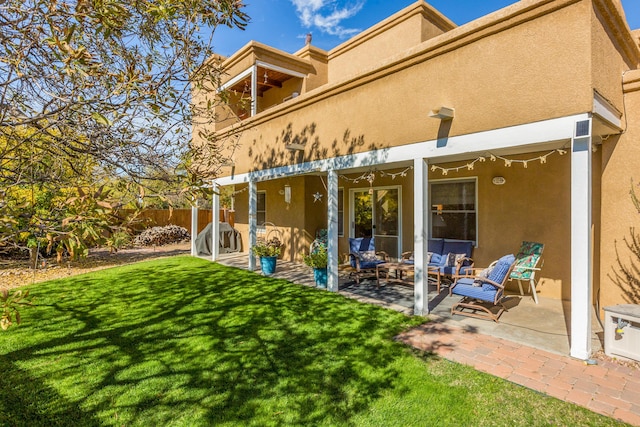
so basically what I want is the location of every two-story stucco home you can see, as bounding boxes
[191,0,640,360]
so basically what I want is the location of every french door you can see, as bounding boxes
[350,186,401,259]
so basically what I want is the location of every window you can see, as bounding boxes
[338,188,344,237]
[257,191,266,229]
[430,179,477,242]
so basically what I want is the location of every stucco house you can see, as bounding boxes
[191,0,640,360]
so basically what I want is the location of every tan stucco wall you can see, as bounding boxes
[213,0,596,176]
[599,70,640,311]
[328,2,454,82]
[228,176,338,262]
[294,46,329,92]
[591,0,639,112]
[260,78,304,112]
[197,0,640,306]
[421,151,572,299]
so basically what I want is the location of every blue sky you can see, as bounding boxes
[211,0,639,56]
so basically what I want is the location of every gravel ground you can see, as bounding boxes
[0,242,191,290]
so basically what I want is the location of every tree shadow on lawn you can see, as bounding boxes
[0,358,102,427]
[1,256,426,426]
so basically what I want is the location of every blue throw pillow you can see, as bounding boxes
[430,253,442,265]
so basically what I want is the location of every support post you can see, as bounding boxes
[251,65,258,117]
[248,180,257,271]
[327,169,339,292]
[570,118,593,360]
[212,181,220,261]
[413,158,429,315]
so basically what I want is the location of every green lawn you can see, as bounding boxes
[0,256,628,426]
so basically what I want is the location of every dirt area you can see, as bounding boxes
[0,242,191,290]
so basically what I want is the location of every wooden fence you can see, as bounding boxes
[121,209,217,235]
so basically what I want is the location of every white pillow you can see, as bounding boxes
[445,252,467,267]
[360,251,378,262]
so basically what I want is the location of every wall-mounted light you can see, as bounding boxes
[429,106,455,120]
[492,176,506,185]
[285,143,305,151]
[284,184,292,204]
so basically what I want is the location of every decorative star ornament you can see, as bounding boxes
[313,192,323,203]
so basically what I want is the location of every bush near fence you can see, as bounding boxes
[120,209,217,236]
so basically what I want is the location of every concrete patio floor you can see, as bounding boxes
[213,252,604,357]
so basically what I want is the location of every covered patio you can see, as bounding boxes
[193,109,617,360]
[212,252,604,357]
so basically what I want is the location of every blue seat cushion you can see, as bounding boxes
[452,278,497,302]
[431,264,472,276]
[432,265,459,275]
[350,237,374,253]
[349,237,376,268]
[459,265,473,275]
[442,240,473,258]
[360,260,385,269]
[429,253,444,266]
[483,254,516,290]
[428,238,444,254]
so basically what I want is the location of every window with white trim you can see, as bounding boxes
[257,191,266,230]
[430,178,477,243]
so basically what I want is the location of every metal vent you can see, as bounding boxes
[574,120,591,139]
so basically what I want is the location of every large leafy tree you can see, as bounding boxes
[1,0,247,183]
[0,0,248,255]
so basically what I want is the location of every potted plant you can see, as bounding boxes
[251,237,281,275]
[303,245,328,288]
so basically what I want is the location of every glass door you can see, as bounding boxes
[350,187,400,259]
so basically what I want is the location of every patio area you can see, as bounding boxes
[213,253,604,358]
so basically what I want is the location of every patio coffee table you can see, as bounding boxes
[376,262,414,287]
[376,262,445,292]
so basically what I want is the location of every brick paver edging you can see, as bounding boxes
[396,321,640,426]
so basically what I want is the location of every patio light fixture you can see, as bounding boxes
[285,143,305,151]
[492,176,506,185]
[429,106,455,120]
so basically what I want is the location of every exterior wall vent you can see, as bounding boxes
[574,120,591,139]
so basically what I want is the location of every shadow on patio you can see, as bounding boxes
[213,253,603,357]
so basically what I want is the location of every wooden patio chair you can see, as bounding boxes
[449,253,517,322]
[347,237,388,285]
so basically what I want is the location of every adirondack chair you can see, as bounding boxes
[449,254,516,322]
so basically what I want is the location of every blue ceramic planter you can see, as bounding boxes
[260,256,277,275]
[313,267,328,288]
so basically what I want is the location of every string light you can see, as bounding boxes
[339,166,414,183]
[429,148,568,176]
[231,186,248,196]
[228,149,566,192]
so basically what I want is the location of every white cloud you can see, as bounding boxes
[290,0,364,38]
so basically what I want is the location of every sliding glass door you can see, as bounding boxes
[350,186,401,259]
